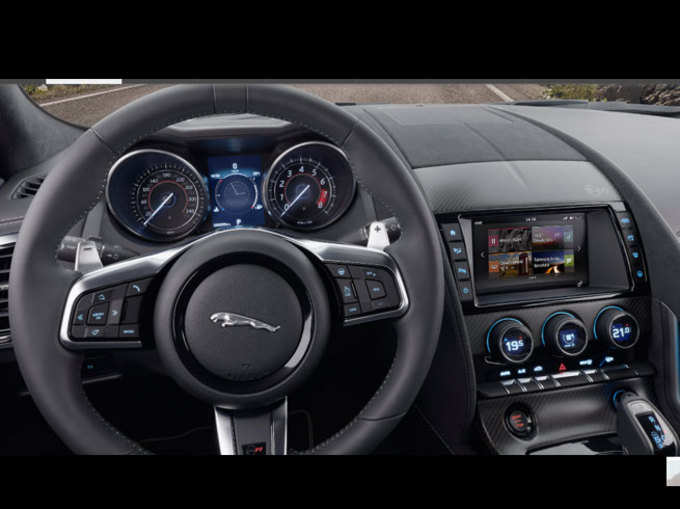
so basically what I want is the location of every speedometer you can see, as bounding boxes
[264,142,355,230]
[107,149,208,242]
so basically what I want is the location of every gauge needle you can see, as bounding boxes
[144,192,175,226]
[281,184,310,217]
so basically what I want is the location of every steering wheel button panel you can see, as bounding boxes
[344,303,361,317]
[335,279,357,304]
[108,297,124,325]
[87,303,109,325]
[119,326,140,338]
[126,278,152,296]
[67,279,151,345]
[93,290,112,303]
[326,264,350,278]
[327,263,402,321]
[365,280,386,299]
[121,295,143,324]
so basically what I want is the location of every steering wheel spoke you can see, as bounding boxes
[59,245,185,350]
[294,238,409,326]
[214,398,288,455]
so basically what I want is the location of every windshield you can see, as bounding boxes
[21,82,680,127]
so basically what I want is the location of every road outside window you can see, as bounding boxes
[21,82,680,128]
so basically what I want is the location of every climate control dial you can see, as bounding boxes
[487,319,534,364]
[542,312,589,357]
[595,307,640,350]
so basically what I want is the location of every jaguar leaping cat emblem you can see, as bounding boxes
[209,312,281,333]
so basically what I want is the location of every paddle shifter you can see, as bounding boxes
[614,390,679,455]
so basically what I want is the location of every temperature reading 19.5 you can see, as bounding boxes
[506,340,523,351]
[503,338,525,353]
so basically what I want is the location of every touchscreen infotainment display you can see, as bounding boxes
[471,212,588,295]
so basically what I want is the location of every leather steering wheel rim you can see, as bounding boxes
[9,84,445,454]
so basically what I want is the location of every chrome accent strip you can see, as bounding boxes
[74,240,103,274]
[214,405,237,455]
[214,398,287,455]
[366,221,390,250]
[0,233,17,350]
[271,398,288,455]
[0,233,18,246]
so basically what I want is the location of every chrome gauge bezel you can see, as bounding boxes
[263,141,356,231]
[106,149,209,242]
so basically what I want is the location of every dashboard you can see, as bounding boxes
[4,97,680,456]
[105,140,356,242]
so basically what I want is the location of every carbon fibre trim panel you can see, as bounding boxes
[478,377,653,454]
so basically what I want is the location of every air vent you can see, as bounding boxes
[12,175,45,199]
[0,240,14,346]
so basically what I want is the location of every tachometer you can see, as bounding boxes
[107,149,208,241]
[264,142,355,230]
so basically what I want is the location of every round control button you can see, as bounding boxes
[595,307,640,350]
[487,319,534,364]
[543,312,589,357]
[505,406,535,439]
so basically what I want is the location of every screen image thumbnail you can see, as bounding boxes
[488,227,531,253]
[532,249,575,274]
[531,225,574,249]
[488,251,533,279]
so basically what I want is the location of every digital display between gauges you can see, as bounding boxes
[207,155,265,228]
[264,142,356,230]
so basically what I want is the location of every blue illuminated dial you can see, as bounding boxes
[595,308,640,350]
[502,331,529,358]
[489,319,534,364]
[610,317,637,347]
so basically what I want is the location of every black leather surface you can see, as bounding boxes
[10,85,445,454]
[10,130,147,454]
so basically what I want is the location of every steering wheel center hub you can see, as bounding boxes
[153,229,329,408]
[182,264,303,382]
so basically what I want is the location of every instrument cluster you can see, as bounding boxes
[105,141,356,242]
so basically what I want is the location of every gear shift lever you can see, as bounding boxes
[614,390,679,455]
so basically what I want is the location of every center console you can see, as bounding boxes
[438,204,657,454]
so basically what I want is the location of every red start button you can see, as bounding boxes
[506,407,534,438]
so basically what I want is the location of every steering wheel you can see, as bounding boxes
[9,85,444,454]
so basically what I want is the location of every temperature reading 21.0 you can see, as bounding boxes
[612,325,632,340]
